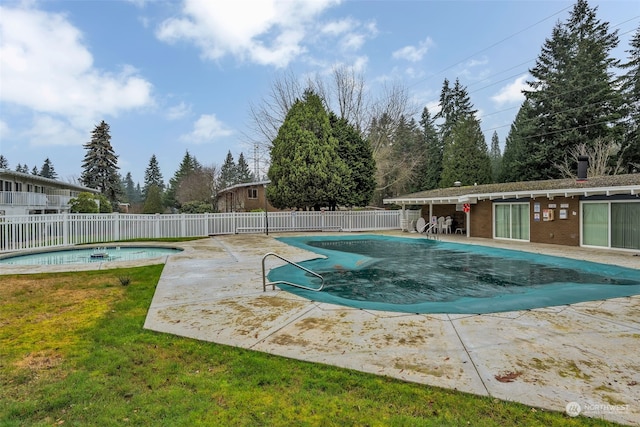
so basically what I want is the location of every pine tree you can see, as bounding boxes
[218,151,237,190]
[620,25,640,173]
[80,120,121,207]
[0,155,8,169]
[267,89,349,210]
[435,78,476,142]
[501,100,541,182]
[330,113,376,207]
[142,185,165,214]
[391,116,423,195]
[435,78,488,187]
[39,158,58,179]
[440,117,492,187]
[122,172,140,204]
[31,166,39,175]
[419,107,442,190]
[165,151,201,210]
[236,153,254,184]
[489,131,502,182]
[517,0,623,179]
[142,154,164,200]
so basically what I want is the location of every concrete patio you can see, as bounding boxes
[141,232,640,425]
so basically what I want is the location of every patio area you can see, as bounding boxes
[143,232,640,425]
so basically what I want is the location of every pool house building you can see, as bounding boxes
[384,174,640,251]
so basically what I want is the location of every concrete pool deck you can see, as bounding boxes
[140,231,640,425]
[2,232,637,423]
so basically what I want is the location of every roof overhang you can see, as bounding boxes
[0,168,99,193]
[384,185,640,206]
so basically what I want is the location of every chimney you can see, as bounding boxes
[577,155,588,182]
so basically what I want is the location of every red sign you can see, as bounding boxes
[463,203,470,213]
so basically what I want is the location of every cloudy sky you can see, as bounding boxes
[1,0,638,185]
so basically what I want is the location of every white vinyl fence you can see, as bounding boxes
[0,210,402,253]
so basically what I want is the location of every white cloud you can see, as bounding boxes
[166,102,191,120]
[467,57,489,67]
[180,114,233,144]
[0,119,9,140]
[25,115,86,146]
[156,0,340,68]
[321,18,354,36]
[491,74,530,105]
[0,6,154,145]
[392,37,433,62]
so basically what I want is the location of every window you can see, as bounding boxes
[582,203,608,247]
[583,201,640,250]
[247,188,258,199]
[612,202,640,250]
[494,202,530,241]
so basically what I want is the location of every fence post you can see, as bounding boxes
[63,212,69,246]
[113,212,120,241]
[181,213,186,237]
[155,213,161,238]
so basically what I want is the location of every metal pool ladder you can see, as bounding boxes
[262,252,325,292]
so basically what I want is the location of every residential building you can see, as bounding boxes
[216,180,280,212]
[0,169,99,215]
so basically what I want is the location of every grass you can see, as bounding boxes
[0,267,623,426]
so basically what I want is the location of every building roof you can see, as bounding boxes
[383,174,640,205]
[0,168,100,193]
[218,180,270,194]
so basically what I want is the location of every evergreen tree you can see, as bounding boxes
[219,151,237,190]
[435,78,476,142]
[0,155,8,169]
[31,166,39,175]
[142,154,164,200]
[391,116,423,195]
[419,107,442,190]
[69,192,99,213]
[330,113,376,207]
[515,0,623,179]
[435,78,488,187]
[122,172,141,204]
[620,25,640,172]
[142,185,165,214]
[440,117,492,187]
[236,152,254,183]
[39,158,58,179]
[80,120,121,207]
[267,89,348,210]
[489,131,502,182]
[500,100,541,182]
[165,150,201,210]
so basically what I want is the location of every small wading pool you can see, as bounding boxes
[269,235,640,314]
[0,246,183,266]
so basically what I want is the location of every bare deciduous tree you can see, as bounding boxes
[556,138,626,178]
[245,66,372,178]
[176,165,219,206]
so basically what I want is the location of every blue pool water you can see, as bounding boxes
[269,235,640,314]
[0,246,183,266]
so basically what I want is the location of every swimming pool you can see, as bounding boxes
[0,246,183,266]
[269,235,640,314]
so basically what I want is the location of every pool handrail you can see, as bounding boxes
[262,252,324,292]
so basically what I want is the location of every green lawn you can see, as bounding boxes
[0,266,622,426]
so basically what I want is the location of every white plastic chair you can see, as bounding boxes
[443,217,452,234]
